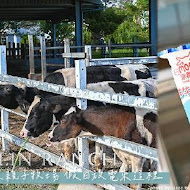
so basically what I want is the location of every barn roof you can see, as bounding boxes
[0,0,102,21]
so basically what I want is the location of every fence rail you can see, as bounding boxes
[90,56,157,65]
[0,74,158,111]
[0,45,158,190]
[83,136,158,162]
[5,38,153,61]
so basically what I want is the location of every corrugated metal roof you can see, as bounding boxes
[0,0,102,21]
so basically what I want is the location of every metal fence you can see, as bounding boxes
[0,45,158,190]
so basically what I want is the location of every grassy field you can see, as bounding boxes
[92,48,150,58]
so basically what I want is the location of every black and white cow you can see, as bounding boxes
[0,64,151,113]
[87,78,157,98]
[45,64,152,87]
[20,78,157,138]
[0,83,38,113]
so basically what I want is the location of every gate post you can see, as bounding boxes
[40,36,47,82]
[78,137,89,169]
[28,35,35,76]
[85,45,92,66]
[64,38,71,68]
[75,59,89,168]
[0,45,10,151]
[75,59,87,110]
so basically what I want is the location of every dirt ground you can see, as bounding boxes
[0,111,65,171]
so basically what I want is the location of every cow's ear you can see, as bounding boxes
[18,100,30,113]
[51,104,62,113]
[40,100,62,113]
[39,100,51,112]
[4,85,14,95]
[61,113,78,125]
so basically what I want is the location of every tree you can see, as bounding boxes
[40,21,75,43]
[83,24,92,44]
[112,0,149,43]
[84,7,126,43]
[84,0,149,44]
[0,0,149,45]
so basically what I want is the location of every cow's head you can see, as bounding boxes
[48,110,82,143]
[0,84,14,95]
[20,96,75,138]
[135,69,152,79]
[0,84,31,113]
[0,84,21,108]
[20,96,59,138]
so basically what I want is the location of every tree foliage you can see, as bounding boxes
[84,7,126,43]
[0,0,149,45]
[84,0,149,44]
[40,21,75,42]
[112,0,149,43]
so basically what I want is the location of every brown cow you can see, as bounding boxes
[49,105,157,146]
[48,105,157,172]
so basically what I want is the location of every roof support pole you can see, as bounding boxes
[52,22,56,58]
[75,0,83,52]
[149,0,157,56]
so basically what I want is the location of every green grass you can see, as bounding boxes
[91,48,149,58]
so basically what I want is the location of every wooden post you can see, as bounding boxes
[64,38,70,68]
[0,46,10,152]
[28,35,35,75]
[40,36,47,82]
[75,59,87,110]
[85,45,92,66]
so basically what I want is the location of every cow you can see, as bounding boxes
[87,78,157,98]
[48,105,157,189]
[48,105,157,147]
[0,83,37,113]
[20,78,157,138]
[45,64,152,87]
[0,64,151,113]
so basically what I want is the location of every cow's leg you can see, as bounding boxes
[130,156,146,190]
[113,149,132,172]
[94,142,104,171]
[119,163,129,172]
[61,140,76,161]
[150,160,157,171]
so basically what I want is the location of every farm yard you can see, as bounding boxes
[0,51,158,190]
[0,111,153,190]
[0,0,158,190]
[0,111,124,171]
